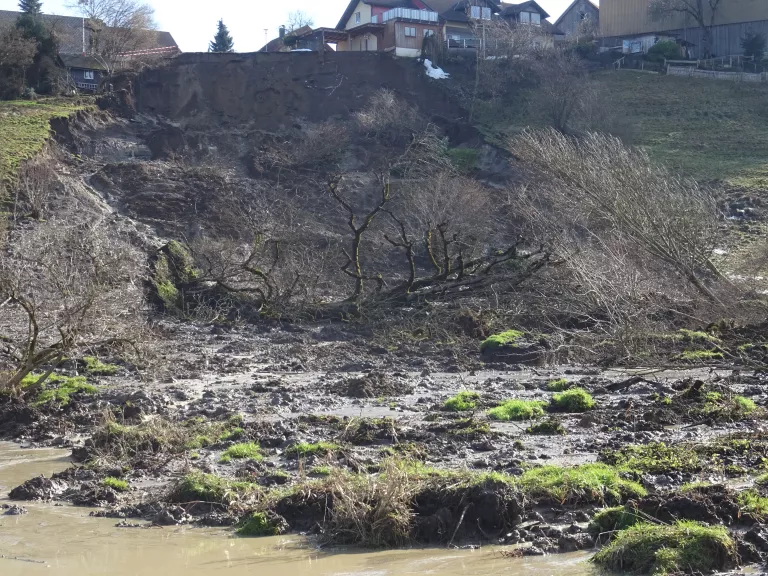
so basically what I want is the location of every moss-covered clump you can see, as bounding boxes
[588,505,643,537]
[83,356,119,376]
[520,463,646,505]
[480,329,524,352]
[102,477,129,492]
[487,399,546,421]
[236,512,282,536]
[171,471,257,504]
[738,489,768,519]
[678,350,724,362]
[285,441,339,459]
[219,442,262,463]
[446,147,480,173]
[592,521,738,575]
[151,241,201,314]
[443,391,480,412]
[526,417,566,435]
[22,374,98,406]
[546,378,572,391]
[549,387,595,412]
[600,442,701,475]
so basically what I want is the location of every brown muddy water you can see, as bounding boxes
[0,442,593,576]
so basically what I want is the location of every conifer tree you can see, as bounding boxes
[18,0,42,16]
[209,19,234,53]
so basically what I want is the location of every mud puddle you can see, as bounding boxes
[0,443,592,576]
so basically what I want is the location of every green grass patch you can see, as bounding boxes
[588,505,643,537]
[519,462,646,505]
[285,441,339,459]
[487,399,546,421]
[549,388,595,412]
[480,330,524,352]
[678,350,724,362]
[546,378,571,391]
[592,520,738,576]
[310,466,332,477]
[102,477,129,492]
[678,329,720,343]
[218,427,246,442]
[0,98,90,187]
[236,512,281,536]
[172,471,258,503]
[22,374,98,406]
[738,489,768,519]
[443,391,480,412]
[83,356,119,376]
[219,442,262,463]
[601,442,701,475]
[446,147,480,173]
[526,417,566,435]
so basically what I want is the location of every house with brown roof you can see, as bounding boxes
[498,1,565,46]
[553,0,599,38]
[331,0,562,56]
[0,10,179,92]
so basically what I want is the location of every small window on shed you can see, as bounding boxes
[405,26,416,37]
[355,11,361,23]
[84,70,95,80]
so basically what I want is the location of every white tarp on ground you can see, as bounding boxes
[423,59,449,79]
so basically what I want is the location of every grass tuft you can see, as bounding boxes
[520,462,646,505]
[526,417,566,435]
[83,356,119,376]
[236,512,281,536]
[588,505,643,537]
[592,520,738,576]
[22,374,98,406]
[601,442,701,475]
[480,329,524,352]
[549,387,595,412]
[546,378,572,391]
[487,399,546,421]
[219,442,262,463]
[443,391,480,411]
[285,441,339,459]
[102,477,129,492]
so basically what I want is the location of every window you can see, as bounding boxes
[83,70,94,80]
[355,11,361,23]
[520,11,530,23]
[424,29,435,37]
[404,26,416,37]
[481,7,491,19]
[470,5,480,19]
[531,12,540,25]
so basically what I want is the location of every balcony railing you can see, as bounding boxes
[371,8,439,24]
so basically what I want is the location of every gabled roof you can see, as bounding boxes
[336,0,413,29]
[498,1,550,19]
[59,54,108,70]
[0,9,178,55]
[553,0,598,28]
[421,0,500,23]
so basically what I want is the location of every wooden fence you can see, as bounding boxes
[667,64,768,83]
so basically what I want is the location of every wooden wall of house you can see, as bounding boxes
[392,21,441,50]
[601,0,768,38]
[602,19,768,57]
[70,68,101,90]
[558,2,599,37]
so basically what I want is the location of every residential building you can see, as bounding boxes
[553,0,599,38]
[331,0,561,55]
[498,1,565,46]
[0,10,179,91]
[600,0,768,57]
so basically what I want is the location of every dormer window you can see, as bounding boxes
[520,11,541,25]
[470,5,492,19]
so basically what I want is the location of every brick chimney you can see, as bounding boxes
[279,25,286,38]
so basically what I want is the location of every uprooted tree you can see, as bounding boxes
[0,218,148,396]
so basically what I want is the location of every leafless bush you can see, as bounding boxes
[0,24,37,99]
[355,89,425,146]
[12,156,59,220]
[0,218,149,396]
[532,50,595,133]
[512,129,724,315]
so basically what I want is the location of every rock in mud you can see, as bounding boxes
[329,371,414,398]
[559,533,594,552]
[9,475,68,501]
[2,504,28,515]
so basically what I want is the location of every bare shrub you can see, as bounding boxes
[512,129,724,311]
[532,50,595,133]
[12,155,58,220]
[0,218,148,395]
[355,89,424,146]
[0,24,37,99]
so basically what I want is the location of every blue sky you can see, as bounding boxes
[0,0,579,52]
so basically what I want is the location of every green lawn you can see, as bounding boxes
[0,98,88,187]
[477,70,768,184]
